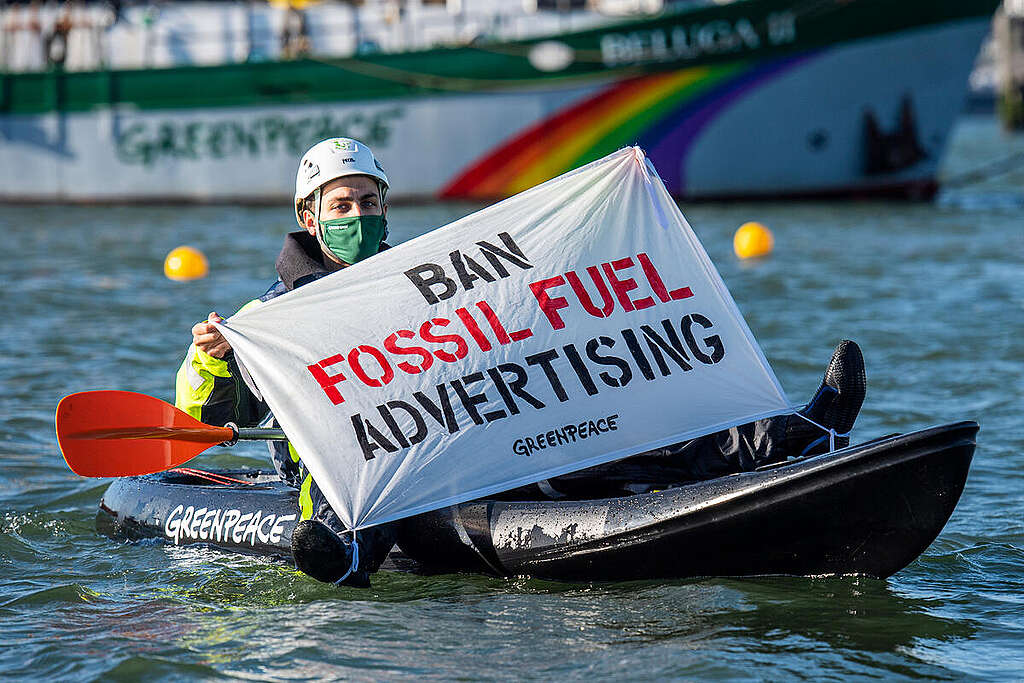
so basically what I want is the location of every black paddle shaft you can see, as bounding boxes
[224,423,288,445]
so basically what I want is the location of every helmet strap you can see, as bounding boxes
[311,186,335,260]
[378,182,389,243]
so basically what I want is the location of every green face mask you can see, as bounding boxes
[317,214,387,265]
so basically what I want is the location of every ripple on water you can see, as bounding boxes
[1,583,107,609]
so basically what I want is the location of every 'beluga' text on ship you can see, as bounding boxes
[600,11,797,66]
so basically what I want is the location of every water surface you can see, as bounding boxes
[1,115,1021,680]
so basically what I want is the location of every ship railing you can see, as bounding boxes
[0,0,658,74]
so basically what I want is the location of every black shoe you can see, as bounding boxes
[291,520,371,588]
[786,340,867,457]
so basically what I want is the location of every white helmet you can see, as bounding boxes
[294,137,389,227]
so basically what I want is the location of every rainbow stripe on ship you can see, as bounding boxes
[441,53,815,199]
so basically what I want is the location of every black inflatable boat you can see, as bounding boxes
[97,421,978,581]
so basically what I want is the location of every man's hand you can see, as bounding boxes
[192,312,232,359]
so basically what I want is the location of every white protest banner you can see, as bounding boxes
[217,147,793,531]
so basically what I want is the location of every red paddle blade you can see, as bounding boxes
[55,391,234,477]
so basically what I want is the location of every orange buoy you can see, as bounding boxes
[164,246,209,281]
[733,222,774,259]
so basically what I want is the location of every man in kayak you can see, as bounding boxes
[176,137,867,586]
[177,137,397,587]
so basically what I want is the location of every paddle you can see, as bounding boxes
[55,390,286,477]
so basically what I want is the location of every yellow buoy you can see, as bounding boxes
[268,0,321,8]
[164,246,209,281]
[733,222,774,260]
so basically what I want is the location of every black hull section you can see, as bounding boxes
[98,469,299,558]
[396,422,977,580]
[97,422,977,581]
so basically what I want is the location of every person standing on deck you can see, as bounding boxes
[175,137,868,587]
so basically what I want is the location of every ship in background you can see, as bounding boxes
[0,0,1001,203]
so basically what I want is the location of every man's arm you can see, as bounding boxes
[175,309,267,427]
